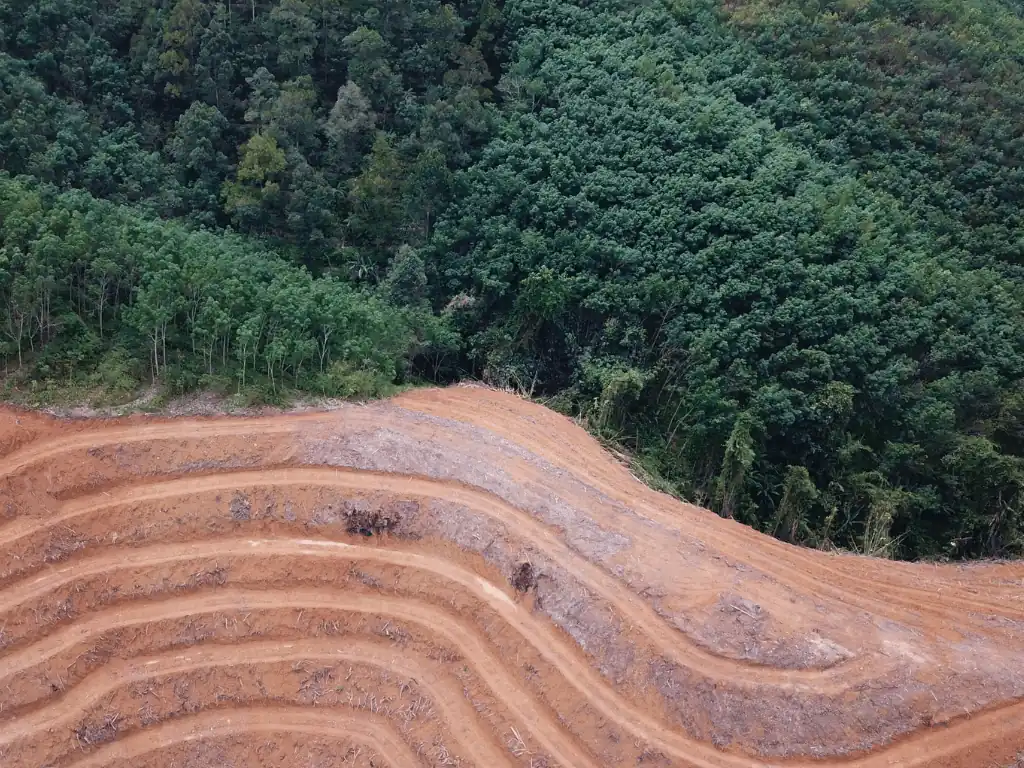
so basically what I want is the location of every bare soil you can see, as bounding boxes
[0,384,1022,767]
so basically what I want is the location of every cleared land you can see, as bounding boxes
[0,384,1023,768]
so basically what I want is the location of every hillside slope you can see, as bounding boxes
[0,385,1023,767]
[4,0,1024,559]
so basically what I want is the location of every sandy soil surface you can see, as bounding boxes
[0,383,1022,768]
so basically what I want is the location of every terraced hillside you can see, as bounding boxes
[1,385,1023,768]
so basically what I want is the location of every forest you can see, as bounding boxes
[2,0,1023,560]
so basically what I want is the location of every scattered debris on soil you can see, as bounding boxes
[1,385,1023,768]
[511,562,536,593]
[344,501,403,536]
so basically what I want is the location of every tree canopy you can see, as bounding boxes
[2,0,1023,559]
[431,0,1024,559]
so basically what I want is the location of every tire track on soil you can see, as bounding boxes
[0,556,600,768]
[2,546,1023,768]
[55,699,1024,768]
[0,469,881,691]
[0,638,514,768]
[6,404,1020,629]
[0,416,320,477]
[395,389,1024,627]
[3,398,1024,766]
[59,707,419,768]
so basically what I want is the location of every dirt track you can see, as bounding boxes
[0,385,1023,768]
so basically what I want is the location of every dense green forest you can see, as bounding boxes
[2,0,1023,559]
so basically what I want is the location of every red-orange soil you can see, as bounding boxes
[0,384,1022,767]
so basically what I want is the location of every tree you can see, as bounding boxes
[270,76,319,153]
[167,102,231,223]
[221,132,287,232]
[158,0,210,97]
[342,27,401,111]
[86,256,121,338]
[716,415,756,520]
[347,133,404,266]
[382,245,427,305]
[127,262,182,381]
[405,147,452,241]
[323,81,377,178]
[284,153,339,258]
[773,466,819,544]
[194,6,236,109]
[269,0,317,77]
[325,81,375,140]
[242,67,280,132]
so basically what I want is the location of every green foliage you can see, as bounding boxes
[716,415,757,521]
[430,0,1024,559]
[3,0,1024,560]
[0,174,427,400]
[582,362,649,432]
[773,466,820,544]
[0,0,503,260]
[221,132,287,230]
[382,246,429,306]
[347,134,406,265]
[88,348,142,399]
[314,360,398,400]
[723,0,1024,276]
[167,102,231,224]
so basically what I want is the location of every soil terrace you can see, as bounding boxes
[0,384,1022,767]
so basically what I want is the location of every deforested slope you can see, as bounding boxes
[0,385,1023,768]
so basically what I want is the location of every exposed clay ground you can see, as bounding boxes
[1,383,1023,768]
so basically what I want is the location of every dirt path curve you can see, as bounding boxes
[3,545,1024,768]
[0,537,519,617]
[8,397,1017,632]
[2,389,1024,767]
[0,637,514,768]
[0,469,884,692]
[0,559,600,768]
[0,538,741,767]
[5,401,1018,636]
[57,699,1024,768]
[0,416,314,475]
[60,707,419,768]
[396,388,1024,627]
